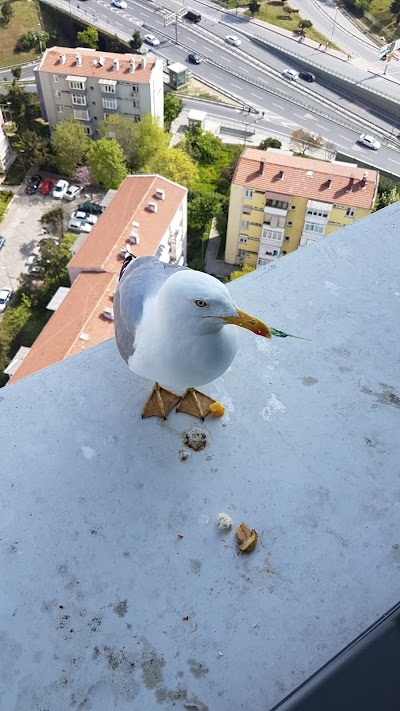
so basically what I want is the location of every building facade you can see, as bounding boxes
[225,149,379,268]
[0,108,13,174]
[34,46,164,135]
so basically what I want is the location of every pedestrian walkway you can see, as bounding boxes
[205,221,235,279]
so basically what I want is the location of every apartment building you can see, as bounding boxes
[225,148,379,268]
[34,46,164,135]
[0,108,13,173]
[9,174,187,383]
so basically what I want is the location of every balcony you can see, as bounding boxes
[1,204,399,710]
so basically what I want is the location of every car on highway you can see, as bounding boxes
[299,71,316,82]
[282,68,299,81]
[0,236,5,251]
[225,35,241,47]
[188,52,202,64]
[358,133,381,150]
[39,178,55,195]
[144,34,160,47]
[68,218,93,233]
[52,179,69,199]
[25,174,42,195]
[64,184,83,201]
[78,202,104,216]
[0,287,13,313]
[111,0,127,6]
[71,210,98,225]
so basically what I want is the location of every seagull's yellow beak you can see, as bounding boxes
[222,308,271,338]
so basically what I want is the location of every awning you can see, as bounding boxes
[99,79,117,86]
[307,199,332,211]
[66,75,87,83]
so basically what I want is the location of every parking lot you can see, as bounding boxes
[0,173,103,294]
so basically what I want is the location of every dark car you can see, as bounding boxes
[78,201,105,216]
[299,71,316,82]
[25,174,42,195]
[188,52,202,65]
[0,236,5,250]
[185,9,201,22]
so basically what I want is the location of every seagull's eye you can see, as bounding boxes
[194,299,208,308]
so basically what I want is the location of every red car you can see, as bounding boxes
[39,178,55,195]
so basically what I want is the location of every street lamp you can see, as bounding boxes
[37,23,43,54]
[330,6,338,45]
[19,149,26,174]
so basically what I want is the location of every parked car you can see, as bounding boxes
[78,202,104,216]
[52,179,69,199]
[28,265,45,277]
[144,34,160,47]
[68,218,93,233]
[225,35,241,47]
[25,174,42,195]
[64,184,83,201]
[39,178,55,195]
[0,287,13,313]
[299,71,316,82]
[112,0,127,6]
[71,210,98,225]
[188,52,202,64]
[358,133,381,150]
[0,236,5,250]
[282,68,299,81]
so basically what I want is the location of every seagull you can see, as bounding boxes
[114,255,271,419]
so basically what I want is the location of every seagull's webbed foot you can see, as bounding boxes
[176,388,215,420]
[142,382,181,420]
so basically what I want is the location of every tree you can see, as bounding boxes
[188,192,221,232]
[132,114,169,170]
[164,93,183,129]
[378,186,400,209]
[218,153,241,193]
[87,138,127,189]
[5,80,27,128]
[259,137,282,150]
[12,67,21,81]
[33,233,74,283]
[98,115,140,167]
[229,265,255,280]
[185,126,224,165]
[129,30,142,52]
[283,6,298,18]
[51,119,91,176]
[145,147,198,189]
[248,0,261,17]
[391,0,400,12]
[40,206,66,238]
[74,165,92,188]
[298,19,313,34]
[290,128,323,155]
[1,1,12,24]
[15,130,49,168]
[77,26,99,49]
[323,139,337,161]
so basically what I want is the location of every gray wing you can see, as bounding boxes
[114,256,188,363]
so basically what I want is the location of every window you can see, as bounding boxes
[52,75,58,83]
[282,250,287,255]
[262,229,282,241]
[245,189,253,198]
[102,84,116,93]
[131,85,138,93]
[102,98,117,110]
[258,258,268,266]
[242,205,251,215]
[132,100,139,108]
[55,90,61,98]
[241,220,249,229]
[57,106,63,113]
[83,126,92,136]
[266,199,288,210]
[346,207,355,217]
[72,94,86,106]
[304,221,325,234]
[70,80,85,90]
[306,209,329,218]
[287,221,292,226]
[290,205,296,210]
[239,235,248,244]
[73,109,90,120]
[285,236,289,241]
[134,116,140,123]
[238,249,246,257]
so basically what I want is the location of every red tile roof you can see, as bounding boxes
[234,149,378,209]
[39,46,157,84]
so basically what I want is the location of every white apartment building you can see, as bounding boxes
[34,46,164,135]
[0,108,13,173]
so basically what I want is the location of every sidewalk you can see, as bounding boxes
[205,220,235,279]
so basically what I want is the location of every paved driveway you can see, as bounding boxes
[0,175,95,292]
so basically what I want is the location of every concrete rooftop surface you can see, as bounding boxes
[1,203,400,710]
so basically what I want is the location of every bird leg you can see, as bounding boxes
[176,388,215,420]
[142,382,181,420]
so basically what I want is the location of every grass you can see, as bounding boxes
[2,159,25,185]
[245,1,340,48]
[0,190,13,222]
[0,0,42,68]
[340,0,398,42]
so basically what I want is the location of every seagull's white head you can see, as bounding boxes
[158,270,271,337]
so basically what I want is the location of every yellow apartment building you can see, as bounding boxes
[225,148,379,268]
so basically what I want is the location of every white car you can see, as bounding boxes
[72,210,98,225]
[358,133,381,150]
[225,35,241,47]
[64,184,82,201]
[68,218,93,233]
[282,68,299,81]
[144,34,160,47]
[52,179,69,199]
[112,0,127,6]
[0,287,12,313]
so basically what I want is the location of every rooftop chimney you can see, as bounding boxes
[346,177,354,193]
[129,58,135,73]
[76,53,82,66]
[277,170,284,180]
[98,56,105,66]
[155,188,165,200]
[148,201,157,213]
[141,55,147,69]
[113,58,119,71]
[259,158,265,175]
[325,178,332,189]
[363,171,369,179]
[59,53,66,65]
